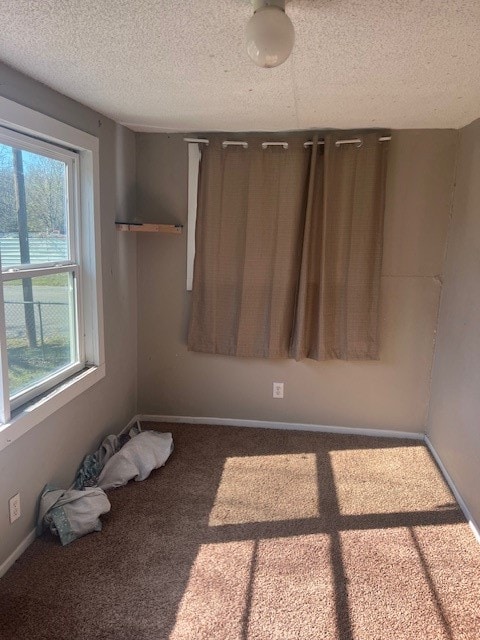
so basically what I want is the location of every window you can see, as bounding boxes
[0,128,83,410]
[0,97,104,447]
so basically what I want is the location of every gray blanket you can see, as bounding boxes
[39,427,173,546]
[74,423,141,489]
[97,431,173,490]
[37,485,111,546]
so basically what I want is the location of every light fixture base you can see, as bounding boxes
[252,0,285,12]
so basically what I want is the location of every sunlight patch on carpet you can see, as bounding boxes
[247,535,336,640]
[340,524,480,640]
[209,454,319,526]
[170,540,255,640]
[170,535,336,640]
[330,446,455,515]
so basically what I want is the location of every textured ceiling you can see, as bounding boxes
[1,0,479,131]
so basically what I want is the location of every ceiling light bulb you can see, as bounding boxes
[246,3,295,69]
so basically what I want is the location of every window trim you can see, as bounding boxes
[0,97,105,451]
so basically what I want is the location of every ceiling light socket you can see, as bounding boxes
[252,0,285,11]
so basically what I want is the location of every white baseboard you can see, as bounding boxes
[0,528,36,579]
[139,414,424,441]
[425,436,480,544]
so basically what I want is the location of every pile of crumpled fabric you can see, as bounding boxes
[37,423,173,545]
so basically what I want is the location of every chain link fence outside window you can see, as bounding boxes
[4,295,72,395]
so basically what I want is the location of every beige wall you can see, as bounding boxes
[136,129,457,431]
[427,118,480,527]
[0,63,138,566]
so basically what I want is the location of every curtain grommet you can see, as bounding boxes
[335,138,363,148]
[222,141,249,149]
[261,142,289,150]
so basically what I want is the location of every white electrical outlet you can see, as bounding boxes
[273,382,284,399]
[9,493,21,523]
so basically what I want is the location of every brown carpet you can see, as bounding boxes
[1,423,479,640]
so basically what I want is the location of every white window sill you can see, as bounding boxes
[0,363,105,453]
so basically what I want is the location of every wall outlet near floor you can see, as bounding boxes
[9,493,21,523]
[273,382,284,399]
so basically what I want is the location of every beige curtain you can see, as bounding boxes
[188,132,389,361]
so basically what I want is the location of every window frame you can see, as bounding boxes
[0,126,85,410]
[0,97,105,452]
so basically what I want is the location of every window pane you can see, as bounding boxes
[0,143,69,268]
[4,272,77,398]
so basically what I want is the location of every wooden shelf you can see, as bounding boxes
[116,223,183,234]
